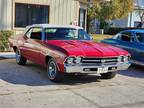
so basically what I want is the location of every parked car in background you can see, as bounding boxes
[9,24,131,82]
[102,29,144,66]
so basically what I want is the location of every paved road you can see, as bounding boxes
[0,59,144,108]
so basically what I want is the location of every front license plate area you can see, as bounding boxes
[109,66,117,71]
[97,67,108,73]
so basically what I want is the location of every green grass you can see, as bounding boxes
[91,34,113,42]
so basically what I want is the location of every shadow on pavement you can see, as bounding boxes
[61,74,101,85]
[0,59,101,86]
[118,64,144,79]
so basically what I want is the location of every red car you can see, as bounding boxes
[9,24,131,82]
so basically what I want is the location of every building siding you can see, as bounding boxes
[0,0,86,31]
[0,0,12,30]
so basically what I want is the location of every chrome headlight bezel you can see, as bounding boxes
[74,57,83,64]
[65,56,83,64]
[118,55,130,63]
[66,57,75,64]
[122,56,129,62]
[118,56,122,63]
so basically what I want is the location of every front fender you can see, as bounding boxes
[45,50,67,73]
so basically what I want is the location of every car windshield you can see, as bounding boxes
[44,28,91,40]
[136,33,144,42]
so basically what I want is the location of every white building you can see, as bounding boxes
[0,0,87,33]
[112,0,144,27]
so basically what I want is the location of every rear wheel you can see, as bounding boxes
[15,49,27,65]
[100,72,117,79]
[47,58,64,82]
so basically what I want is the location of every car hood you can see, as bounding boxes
[44,40,129,57]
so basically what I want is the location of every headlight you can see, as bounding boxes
[65,56,83,64]
[74,57,82,64]
[122,56,129,62]
[66,57,74,64]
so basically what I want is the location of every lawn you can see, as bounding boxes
[91,34,113,42]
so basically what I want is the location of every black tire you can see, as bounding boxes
[47,58,64,82]
[15,49,27,65]
[100,72,117,79]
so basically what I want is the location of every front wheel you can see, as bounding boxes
[100,72,117,79]
[47,58,64,82]
[15,49,27,65]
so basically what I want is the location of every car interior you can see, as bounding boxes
[30,32,42,40]
[121,34,131,42]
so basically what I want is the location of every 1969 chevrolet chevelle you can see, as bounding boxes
[9,24,131,82]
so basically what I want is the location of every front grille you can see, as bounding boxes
[82,57,118,65]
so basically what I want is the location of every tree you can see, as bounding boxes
[136,9,144,27]
[87,0,134,32]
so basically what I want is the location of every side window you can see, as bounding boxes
[30,28,42,40]
[78,29,85,39]
[136,33,144,42]
[78,29,91,40]
[113,33,121,40]
[121,32,131,42]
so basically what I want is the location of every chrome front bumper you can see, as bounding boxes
[64,62,131,74]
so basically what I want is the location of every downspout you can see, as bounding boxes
[129,12,132,27]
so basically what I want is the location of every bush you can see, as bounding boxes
[104,27,144,35]
[0,31,14,52]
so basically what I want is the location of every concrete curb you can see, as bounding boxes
[0,52,15,59]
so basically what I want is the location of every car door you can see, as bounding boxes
[134,32,144,62]
[116,32,137,60]
[21,27,43,63]
[101,33,121,45]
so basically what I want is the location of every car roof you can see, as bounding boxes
[27,24,83,29]
[121,29,144,33]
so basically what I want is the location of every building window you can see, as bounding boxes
[79,8,86,29]
[134,21,142,27]
[15,3,49,28]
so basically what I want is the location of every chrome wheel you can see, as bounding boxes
[48,61,57,80]
[15,49,27,65]
[47,58,64,82]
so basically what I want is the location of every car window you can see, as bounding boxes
[45,28,91,40]
[136,33,144,42]
[30,28,42,40]
[121,32,131,42]
[113,33,121,40]
[78,29,91,40]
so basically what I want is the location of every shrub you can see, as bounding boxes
[104,27,144,35]
[0,31,14,52]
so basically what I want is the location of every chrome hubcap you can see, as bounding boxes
[16,50,21,62]
[48,61,57,79]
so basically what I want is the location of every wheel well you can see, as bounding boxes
[13,46,17,52]
[45,56,53,65]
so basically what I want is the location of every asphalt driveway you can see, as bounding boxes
[0,59,144,108]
